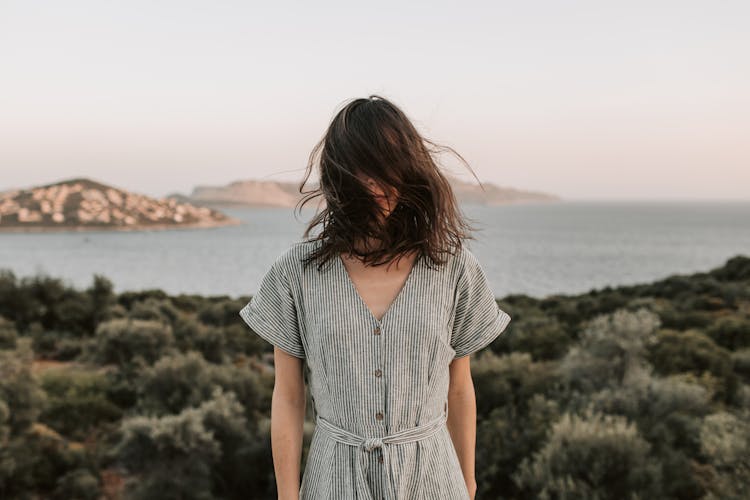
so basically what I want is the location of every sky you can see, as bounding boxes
[1,0,748,201]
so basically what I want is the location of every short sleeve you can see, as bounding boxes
[239,257,306,359]
[450,248,512,358]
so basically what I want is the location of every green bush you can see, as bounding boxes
[472,352,557,418]
[0,400,9,443]
[559,308,660,393]
[700,411,750,499]
[53,468,101,500]
[514,409,663,499]
[137,351,221,416]
[647,329,737,403]
[30,329,84,361]
[477,394,560,498]
[0,341,46,434]
[130,297,181,324]
[732,349,750,381]
[94,318,175,367]
[0,316,17,349]
[0,424,100,499]
[198,299,246,327]
[706,315,750,350]
[112,387,248,500]
[172,316,226,363]
[589,371,712,499]
[39,368,122,440]
[137,351,265,420]
[500,314,571,361]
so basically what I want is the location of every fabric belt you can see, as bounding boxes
[315,404,448,500]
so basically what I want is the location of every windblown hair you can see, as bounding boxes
[295,95,486,271]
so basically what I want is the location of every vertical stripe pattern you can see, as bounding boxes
[239,239,512,499]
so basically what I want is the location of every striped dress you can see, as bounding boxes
[239,239,512,499]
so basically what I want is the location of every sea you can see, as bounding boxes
[1,201,748,300]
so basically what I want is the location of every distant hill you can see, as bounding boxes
[170,179,302,208]
[167,174,559,208]
[0,177,241,232]
[445,174,560,205]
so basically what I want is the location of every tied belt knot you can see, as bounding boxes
[315,402,448,500]
[363,437,384,452]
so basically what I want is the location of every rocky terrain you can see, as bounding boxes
[169,174,559,208]
[0,178,241,232]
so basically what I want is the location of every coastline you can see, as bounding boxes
[0,217,244,234]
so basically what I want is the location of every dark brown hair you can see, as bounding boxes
[295,95,484,271]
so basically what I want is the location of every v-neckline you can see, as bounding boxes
[337,251,422,325]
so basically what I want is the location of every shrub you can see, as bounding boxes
[0,341,46,434]
[39,368,122,440]
[0,316,17,349]
[477,394,560,498]
[172,316,226,363]
[647,329,737,403]
[733,349,750,381]
[94,318,175,366]
[472,352,556,418]
[0,423,100,499]
[559,308,660,393]
[699,411,750,499]
[137,351,264,419]
[501,315,571,361]
[113,387,248,500]
[706,315,750,350]
[130,297,181,324]
[514,409,663,499]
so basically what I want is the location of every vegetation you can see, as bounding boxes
[0,255,749,499]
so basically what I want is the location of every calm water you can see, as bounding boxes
[1,201,748,300]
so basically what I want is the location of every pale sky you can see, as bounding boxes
[1,0,748,201]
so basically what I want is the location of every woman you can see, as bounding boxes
[240,95,512,500]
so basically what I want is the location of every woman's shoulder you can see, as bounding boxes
[457,243,481,267]
[419,242,474,282]
[451,243,485,281]
[270,239,321,275]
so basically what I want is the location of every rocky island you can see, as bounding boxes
[0,177,241,233]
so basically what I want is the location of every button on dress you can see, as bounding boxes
[239,239,512,500]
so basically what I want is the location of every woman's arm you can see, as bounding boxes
[447,355,478,499]
[270,346,307,500]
